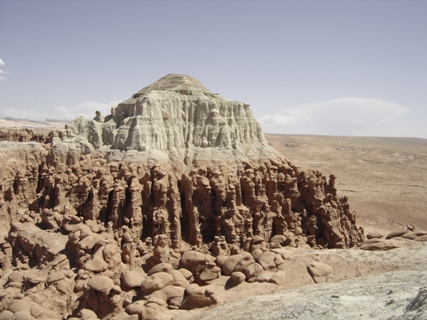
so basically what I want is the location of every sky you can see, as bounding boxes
[0,0,426,138]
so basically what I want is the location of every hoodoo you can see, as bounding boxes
[0,74,364,319]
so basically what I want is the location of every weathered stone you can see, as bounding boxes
[257,251,277,270]
[151,286,186,309]
[269,270,287,286]
[230,271,246,285]
[83,248,108,273]
[170,270,190,287]
[366,231,384,239]
[79,309,98,319]
[47,271,65,284]
[244,263,264,281]
[111,312,139,320]
[139,303,172,320]
[11,309,34,320]
[414,235,427,242]
[386,230,410,239]
[87,275,114,292]
[360,239,403,251]
[184,284,219,308]
[125,301,146,315]
[121,270,146,288]
[180,251,208,268]
[8,300,32,313]
[178,268,194,283]
[307,261,333,283]
[233,253,256,274]
[148,263,174,275]
[199,262,221,282]
[0,310,14,320]
[141,272,174,293]
[270,234,287,246]
[222,255,244,276]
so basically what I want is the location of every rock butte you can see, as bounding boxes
[0,74,372,319]
[62,73,281,167]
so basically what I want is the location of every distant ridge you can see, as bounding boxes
[1,116,70,123]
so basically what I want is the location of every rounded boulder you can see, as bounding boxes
[141,272,174,294]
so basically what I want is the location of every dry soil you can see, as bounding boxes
[265,134,427,234]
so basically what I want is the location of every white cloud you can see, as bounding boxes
[0,58,7,80]
[0,100,122,121]
[0,107,48,120]
[257,114,295,125]
[53,100,121,120]
[257,97,418,137]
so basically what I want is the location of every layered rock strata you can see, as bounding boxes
[0,74,365,319]
[62,74,280,168]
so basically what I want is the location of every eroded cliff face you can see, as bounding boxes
[63,74,279,170]
[0,74,364,320]
[0,142,47,233]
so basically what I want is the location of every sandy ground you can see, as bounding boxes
[0,118,67,135]
[265,134,427,234]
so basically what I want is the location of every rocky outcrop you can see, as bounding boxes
[0,128,46,143]
[360,229,427,251]
[61,74,280,169]
[0,141,48,237]
[0,74,369,319]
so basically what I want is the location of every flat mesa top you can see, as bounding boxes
[135,74,214,95]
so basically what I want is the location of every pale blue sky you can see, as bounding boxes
[1,0,426,137]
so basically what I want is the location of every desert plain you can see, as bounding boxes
[265,133,427,234]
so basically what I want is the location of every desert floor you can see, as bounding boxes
[265,134,427,234]
[0,118,67,135]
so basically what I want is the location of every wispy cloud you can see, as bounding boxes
[53,100,122,120]
[0,100,122,121]
[0,107,47,120]
[0,58,7,80]
[257,97,418,137]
